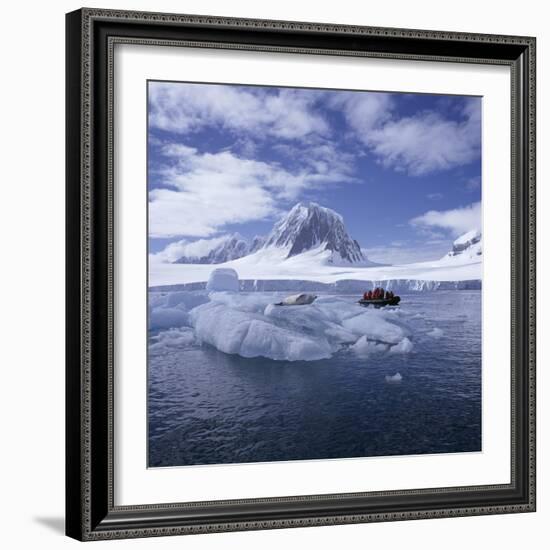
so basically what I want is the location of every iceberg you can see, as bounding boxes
[351,336,389,356]
[189,294,413,361]
[151,286,416,362]
[189,302,332,361]
[206,268,240,292]
[342,313,410,344]
[148,290,209,330]
[149,306,188,331]
[389,337,414,354]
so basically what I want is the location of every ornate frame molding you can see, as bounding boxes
[66,8,536,541]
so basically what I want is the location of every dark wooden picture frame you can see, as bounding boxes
[66,8,536,541]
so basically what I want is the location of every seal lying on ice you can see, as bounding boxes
[275,293,317,306]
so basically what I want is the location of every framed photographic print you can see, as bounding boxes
[66,8,536,541]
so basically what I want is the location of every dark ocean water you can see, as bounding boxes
[148,291,481,467]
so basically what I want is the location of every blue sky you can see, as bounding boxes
[148,81,481,264]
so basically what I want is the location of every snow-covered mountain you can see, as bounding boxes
[174,202,373,266]
[174,234,250,264]
[173,233,267,264]
[262,202,367,264]
[441,229,482,263]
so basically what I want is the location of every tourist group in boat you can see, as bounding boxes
[362,287,395,301]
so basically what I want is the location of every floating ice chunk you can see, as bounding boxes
[324,322,358,344]
[427,327,444,338]
[389,337,414,354]
[189,302,332,361]
[165,290,209,310]
[149,307,189,330]
[211,291,275,313]
[312,296,362,324]
[241,319,332,361]
[265,302,330,330]
[148,291,210,330]
[385,372,403,383]
[265,302,355,346]
[343,311,409,344]
[149,327,195,355]
[206,268,239,292]
[351,336,389,356]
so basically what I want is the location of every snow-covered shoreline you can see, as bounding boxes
[149,249,482,290]
[150,277,481,293]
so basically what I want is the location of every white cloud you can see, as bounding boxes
[149,82,329,141]
[329,92,394,133]
[150,236,228,264]
[332,94,481,176]
[367,107,480,176]
[149,145,354,238]
[410,201,481,237]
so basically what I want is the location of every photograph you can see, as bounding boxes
[146,81,483,468]
[62,4,537,542]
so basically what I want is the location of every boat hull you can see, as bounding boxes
[358,296,401,307]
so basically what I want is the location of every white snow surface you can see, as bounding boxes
[440,229,482,264]
[454,229,481,246]
[150,244,481,287]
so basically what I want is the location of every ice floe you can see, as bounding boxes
[150,282,416,361]
[189,301,332,361]
[149,327,196,355]
[351,336,389,356]
[389,337,414,354]
[149,291,209,330]
[426,327,444,338]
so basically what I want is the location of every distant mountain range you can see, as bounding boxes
[174,234,264,264]
[173,202,482,267]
